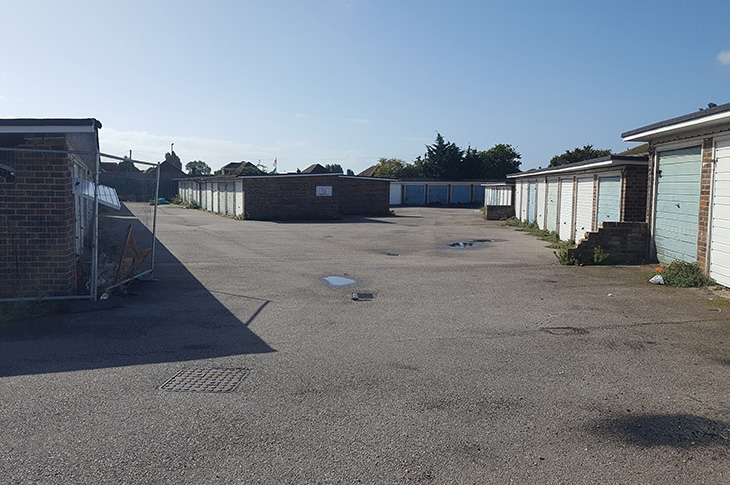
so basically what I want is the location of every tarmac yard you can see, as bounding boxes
[1,205,729,484]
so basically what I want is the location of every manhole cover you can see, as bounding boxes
[160,368,249,393]
[352,292,377,301]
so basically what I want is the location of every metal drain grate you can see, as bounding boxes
[160,368,249,393]
[352,292,377,301]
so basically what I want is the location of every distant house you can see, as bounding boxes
[622,102,730,285]
[0,118,120,299]
[301,163,330,174]
[358,166,378,177]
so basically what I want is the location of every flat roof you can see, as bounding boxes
[0,118,101,133]
[507,155,648,179]
[622,103,730,142]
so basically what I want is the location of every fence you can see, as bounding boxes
[0,145,162,302]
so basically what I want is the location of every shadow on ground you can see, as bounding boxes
[597,414,730,448]
[0,204,274,378]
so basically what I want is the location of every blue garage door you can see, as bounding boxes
[654,146,702,263]
[404,185,425,205]
[428,185,448,204]
[450,185,471,204]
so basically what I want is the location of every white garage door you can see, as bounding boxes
[654,146,702,263]
[558,177,574,241]
[536,180,546,229]
[574,176,594,241]
[711,139,730,286]
[545,178,558,232]
[595,174,621,230]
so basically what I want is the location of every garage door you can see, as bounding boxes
[595,174,621,230]
[390,184,402,205]
[545,178,558,232]
[528,181,536,223]
[574,176,594,241]
[404,185,425,205]
[710,139,730,286]
[520,180,529,221]
[654,146,702,263]
[536,180,546,229]
[558,177,574,241]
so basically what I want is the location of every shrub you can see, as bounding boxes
[661,261,715,287]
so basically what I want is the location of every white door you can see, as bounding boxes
[710,139,730,286]
[574,176,594,241]
[558,177,574,241]
[545,178,559,232]
[595,174,621,230]
[389,183,402,205]
[536,180,546,229]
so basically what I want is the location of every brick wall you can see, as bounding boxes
[0,135,78,298]
[697,137,714,272]
[621,165,648,221]
[484,205,514,220]
[337,177,390,216]
[567,222,649,265]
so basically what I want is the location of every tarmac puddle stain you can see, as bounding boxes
[447,239,494,249]
[324,276,356,286]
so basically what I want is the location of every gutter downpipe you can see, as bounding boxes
[91,143,100,300]
[650,148,660,261]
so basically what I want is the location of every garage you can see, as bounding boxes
[595,174,621,229]
[558,176,574,241]
[710,138,730,286]
[508,155,648,243]
[653,146,702,263]
[574,176,594,241]
[545,178,558,232]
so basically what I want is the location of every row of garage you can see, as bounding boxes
[508,156,648,243]
[389,181,487,205]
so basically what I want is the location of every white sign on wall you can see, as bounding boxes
[316,186,333,197]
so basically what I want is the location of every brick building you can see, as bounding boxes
[622,102,730,285]
[507,154,649,264]
[178,173,391,221]
[0,119,107,299]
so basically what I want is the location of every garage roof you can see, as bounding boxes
[622,103,730,142]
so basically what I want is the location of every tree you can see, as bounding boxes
[185,160,211,175]
[234,163,267,176]
[374,158,407,178]
[164,150,182,170]
[549,145,611,167]
[476,144,521,178]
[324,163,343,173]
[423,133,464,179]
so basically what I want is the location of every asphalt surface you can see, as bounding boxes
[1,204,729,484]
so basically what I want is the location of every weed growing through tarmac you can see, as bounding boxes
[660,261,716,287]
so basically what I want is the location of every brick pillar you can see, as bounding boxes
[697,137,714,273]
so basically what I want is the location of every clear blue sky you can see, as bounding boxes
[2,0,729,174]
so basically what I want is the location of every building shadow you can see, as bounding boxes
[0,204,275,378]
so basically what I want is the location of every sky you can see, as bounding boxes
[2,0,730,175]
